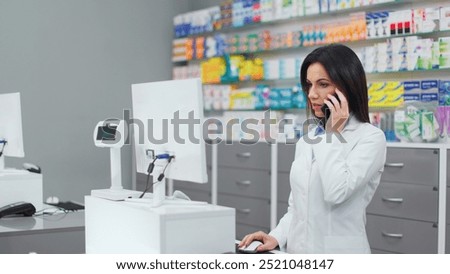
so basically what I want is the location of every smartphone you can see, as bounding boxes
[320,93,341,121]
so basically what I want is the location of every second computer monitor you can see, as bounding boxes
[131,78,207,184]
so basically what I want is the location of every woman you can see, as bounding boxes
[239,44,386,253]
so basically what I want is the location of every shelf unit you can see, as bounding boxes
[173,0,450,115]
[175,0,410,40]
[174,29,450,65]
[199,67,450,86]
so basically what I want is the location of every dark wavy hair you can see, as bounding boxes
[300,44,370,123]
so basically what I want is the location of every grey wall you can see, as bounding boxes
[0,0,190,202]
[189,0,221,10]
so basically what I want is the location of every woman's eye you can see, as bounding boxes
[319,83,328,88]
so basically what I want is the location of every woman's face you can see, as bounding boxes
[305,62,337,118]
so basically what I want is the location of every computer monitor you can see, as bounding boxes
[131,78,208,206]
[0,93,25,171]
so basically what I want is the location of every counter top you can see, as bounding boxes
[0,211,84,236]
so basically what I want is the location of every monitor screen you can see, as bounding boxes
[131,78,207,184]
[0,93,24,159]
[96,125,117,141]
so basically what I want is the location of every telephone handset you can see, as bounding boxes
[321,93,341,121]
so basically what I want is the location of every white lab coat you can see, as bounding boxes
[270,115,386,253]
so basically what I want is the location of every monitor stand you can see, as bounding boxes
[91,147,141,201]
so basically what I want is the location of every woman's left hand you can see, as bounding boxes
[323,89,349,133]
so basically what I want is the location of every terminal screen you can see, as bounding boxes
[96,125,117,141]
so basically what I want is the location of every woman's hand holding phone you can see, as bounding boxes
[323,89,349,133]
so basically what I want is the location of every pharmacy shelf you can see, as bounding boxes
[175,0,409,39]
[367,67,450,77]
[204,106,399,114]
[200,67,450,85]
[173,29,450,65]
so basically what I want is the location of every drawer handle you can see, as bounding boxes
[236,152,251,158]
[384,162,404,168]
[382,231,403,239]
[382,197,404,203]
[236,209,251,214]
[236,180,252,186]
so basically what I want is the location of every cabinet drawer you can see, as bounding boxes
[277,201,289,223]
[371,248,398,254]
[173,187,211,203]
[278,172,290,203]
[173,165,211,192]
[218,167,270,199]
[218,142,270,170]
[366,214,437,254]
[278,143,295,173]
[382,148,438,186]
[367,182,438,222]
[236,223,269,241]
[218,194,270,228]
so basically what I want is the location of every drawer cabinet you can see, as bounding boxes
[218,167,270,200]
[217,142,270,170]
[218,193,270,228]
[217,142,272,238]
[382,148,438,186]
[366,214,438,254]
[367,182,438,222]
[366,147,440,253]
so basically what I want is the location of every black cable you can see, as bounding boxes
[138,156,175,198]
[139,172,153,198]
[139,157,159,198]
